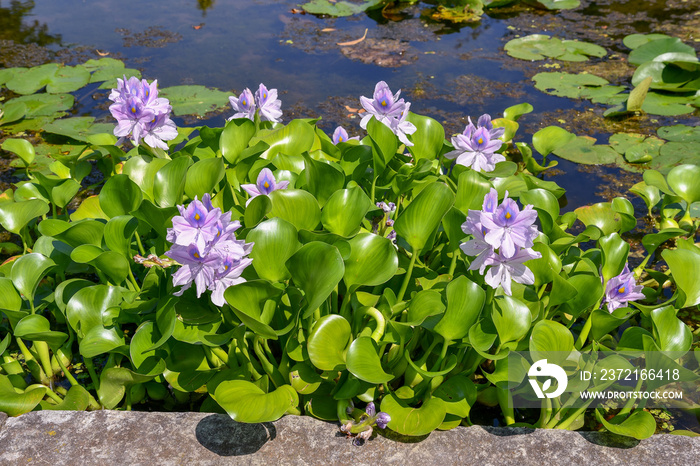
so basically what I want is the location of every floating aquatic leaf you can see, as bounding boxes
[533,72,610,99]
[43,117,115,143]
[628,37,696,66]
[160,85,231,116]
[552,136,622,165]
[505,35,605,62]
[301,0,384,16]
[623,33,674,50]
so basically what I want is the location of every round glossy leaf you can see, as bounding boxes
[302,152,345,206]
[286,242,344,317]
[71,195,109,222]
[628,37,696,66]
[394,182,454,253]
[455,170,491,213]
[39,219,105,248]
[247,218,300,282]
[154,157,192,208]
[40,385,91,411]
[98,367,155,409]
[595,409,656,440]
[491,296,531,344]
[269,189,321,232]
[381,393,447,436]
[560,275,604,318]
[307,314,351,371]
[46,65,90,94]
[104,215,139,258]
[667,164,700,206]
[651,305,693,355]
[346,336,393,384]
[130,321,169,376]
[367,117,398,174]
[0,199,49,234]
[11,253,55,304]
[159,85,230,117]
[70,244,103,263]
[99,174,143,218]
[244,194,272,229]
[433,276,485,342]
[122,155,170,201]
[321,186,372,237]
[532,126,576,156]
[214,380,298,423]
[519,188,559,221]
[401,290,445,326]
[599,233,630,282]
[92,251,130,285]
[224,280,283,339]
[0,374,46,417]
[433,375,477,418]
[343,233,398,292]
[79,326,125,358]
[185,157,225,200]
[529,320,573,365]
[289,363,323,395]
[2,138,35,166]
[220,118,256,164]
[662,247,700,307]
[66,285,127,338]
[527,243,561,288]
[406,112,445,161]
[259,119,315,159]
[574,202,621,236]
[14,314,68,348]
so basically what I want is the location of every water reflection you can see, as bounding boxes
[196,0,216,17]
[0,0,60,45]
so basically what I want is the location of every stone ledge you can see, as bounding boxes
[0,411,697,465]
[0,412,6,432]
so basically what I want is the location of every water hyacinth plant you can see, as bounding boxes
[0,77,698,444]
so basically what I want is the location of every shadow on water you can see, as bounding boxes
[195,414,276,456]
[0,0,61,46]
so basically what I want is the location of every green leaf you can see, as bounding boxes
[491,296,531,344]
[0,199,49,234]
[130,321,169,376]
[307,315,351,371]
[9,94,74,117]
[5,64,58,94]
[595,409,656,440]
[650,305,692,355]
[628,37,696,66]
[79,326,125,358]
[14,314,68,348]
[159,85,230,116]
[213,380,298,423]
[154,157,192,208]
[532,126,576,157]
[302,152,345,206]
[343,233,398,292]
[367,117,398,175]
[0,101,27,126]
[258,119,315,160]
[99,174,143,218]
[98,367,155,409]
[346,336,393,384]
[224,280,283,339]
[247,218,300,282]
[433,376,477,418]
[574,202,622,235]
[287,242,344,316]
[433,276,485,342]
[533,72,610,99]
[321,186,372,237]
[560,274,604,318]
[552,136,622,165]
[623,33,674,50]
[599,233,630,282]
[185,158,225,200]
[667,164,700,206]
[220,118,256,164]
[0,374,46,416]
[381,393,447,436]
[66,285,127,338]
[244,194,272,228]
[46,65,90,94]
[529,320,573,365]
[301,0,384,16]
[122,155,170,202]
[2,138,35,166]
[455,170,491,213]
[406,112,445,161]
[662,247,700,307]
[394,182,454,253]
[43,117,114,143]
[11,253,55,304]
[103,215,139,258]
[41,385,91,411]
[269,189,321,231]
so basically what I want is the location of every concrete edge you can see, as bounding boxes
[0,410,697,465]
[0,412,6,432]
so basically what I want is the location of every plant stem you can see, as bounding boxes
[34,340,54,379]
[575,312,594,350]
[370,176,377,205]
[134,234,147,256]
[448,251,458,277]
[397,253,417,302]
[127,267,141,292]
[84,357,100,391]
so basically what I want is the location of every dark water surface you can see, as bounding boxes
[3,0,699,211]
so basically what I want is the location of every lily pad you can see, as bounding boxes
[628,37,696,66]
[623,34,674,50]
[533,72,610,99]
[505,35,605,62]
[8,94,74,118]
[658,125,700,142]
[160,85,231,117]
[552,136,622,165]
[301,0,383,16]
[43,117,115,143]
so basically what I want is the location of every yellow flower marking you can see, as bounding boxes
[505,212,511,219]
[194,252,200,258]
[194,213,201,220]
[264,181,270,188]
[618,286,625,294]
[478,137,483,145]
[381,100,387,107]
[339,137,344,142]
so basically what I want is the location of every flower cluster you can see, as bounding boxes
[360,81,416,147]
[332,126,359,145]
[602,264,645,312]
[108,76,178,150]
[340,402,391,446]
[461,189,541,295]
[445,114,505,172]
[241,168,290,206]
[165,194,253,306]
[229,83,282,123]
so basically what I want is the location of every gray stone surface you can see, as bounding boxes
[0,412,6,431]
[0,411,697,465]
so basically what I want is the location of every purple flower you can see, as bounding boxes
[332,126,359,145]
[480,191,539,258]
[166,196,254,305]
[229,88,256,121]
[241,168,290,206]
[483,248,541,296]
[603,264,645,312]
[109,76,175,148]
[167,196,221,251]
[360,81,406,129]
[376,201,396,214]
[389,103,417,147]
[255,83,283,123]
[460,211,493,274]
[445,125,504,172]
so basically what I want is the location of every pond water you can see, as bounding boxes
[4,0,697,213]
